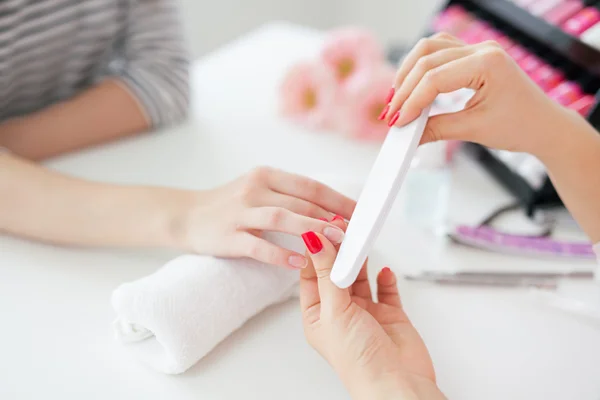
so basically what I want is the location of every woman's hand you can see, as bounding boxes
[179,167,355,269]
[384,33,578,160]
[299,220,445,400]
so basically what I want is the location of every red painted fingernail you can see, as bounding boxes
[319,218,328,222]
[388,111,400,126]
[378,104,390,121]
[332,215,344,222]
[301,231,323,254]
[385,87,395,103]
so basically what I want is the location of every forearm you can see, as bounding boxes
[0,79,149,160]
[346,374,446,400]
[536,109,600,243]
[0,153,192,248]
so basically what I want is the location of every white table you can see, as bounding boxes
[2,22,600,400]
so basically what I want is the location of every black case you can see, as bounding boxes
[389,0,600,216]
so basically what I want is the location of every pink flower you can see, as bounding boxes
[320,28,385,92]
[339,65,395,141]
[279,61,338,129]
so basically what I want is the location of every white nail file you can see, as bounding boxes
[331,106,432,288]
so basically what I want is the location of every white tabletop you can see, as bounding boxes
[2,22,600,400]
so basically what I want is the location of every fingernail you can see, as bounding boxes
[382,267,391,274]
[323,226,344,244]
[301,231,323,254]
[289,255,308,269]
[388,111,400,127]
[378,104,390,121]
[385,87,395,103]
[332,215,344,222]
[318,217,328,222]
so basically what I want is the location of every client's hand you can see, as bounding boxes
[180,167,355,270]
[299,221,445,400]
[384,32,581,161]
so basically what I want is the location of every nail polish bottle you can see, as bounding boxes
[562,5,600,36]
[529,0,565,17]
[433,5,473,35]
[519,52,544,76]
[569,94,596,115]
[547,81,584,105]
[530,61,566,91]
[544,0,585,25]
[402,141,452,236]
[456,11,492,44]
[506,42,529,62]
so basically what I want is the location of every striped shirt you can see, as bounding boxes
[0,0,190,127]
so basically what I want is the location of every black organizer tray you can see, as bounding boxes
[390,0,600,215]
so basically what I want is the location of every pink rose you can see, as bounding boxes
[320,27,385,93]
[279,61,338,129]
[339,65,395,141]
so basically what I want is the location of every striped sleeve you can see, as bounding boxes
[112,0,190,128]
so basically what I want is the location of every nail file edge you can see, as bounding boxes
[330,107,432,289]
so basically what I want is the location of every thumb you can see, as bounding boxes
[301,231,351,314]
[420,110,473,145]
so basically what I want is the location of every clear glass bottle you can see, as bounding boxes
[402,141,452,236]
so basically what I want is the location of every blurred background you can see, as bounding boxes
[178,0,445,58]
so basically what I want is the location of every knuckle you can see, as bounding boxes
[481,39,502,49]
[422,68,440,85]
[248,166,272,184]
[265,207,286,228]
[416,38,433,54]
[298,178,322,201]
[480,47,508,69]
[415,56,433,73]
[432,31,454,41]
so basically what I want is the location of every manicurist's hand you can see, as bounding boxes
[299,219,445,400]
[384,32,580,160]
[383,32,600,243]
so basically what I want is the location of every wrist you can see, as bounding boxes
[345,371,444,400]
[157,188,200,251]
[532,106,598,165]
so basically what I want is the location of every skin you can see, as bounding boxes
[300,219,445,400]
[0,159,354,269]
[303,33,600,399]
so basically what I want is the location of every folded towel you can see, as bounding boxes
[111,176,362,374]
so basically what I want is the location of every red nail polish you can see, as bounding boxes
[332,215,344,222]
[385,87,395,103]
[318,217,328,222]
[388,111,400,126]
[301,231,323,254]
[378,104,390,121]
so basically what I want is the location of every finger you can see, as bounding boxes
[236,233,308,270]
[328,216,348,251]
[326,217,372,300]
[263,191,332,220]
[393,34,463,94]
[420,109,475,144]
[301,231,351,314]
[299,255,320,318]
[239,207,345,244]
[376,267,402,308]
[266,170,356,220]
[351,263,372,301]
[388,45,475,122]
[394,52,489,128]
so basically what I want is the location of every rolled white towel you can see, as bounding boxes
[111,234,301,374]
[111,176,362,374]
